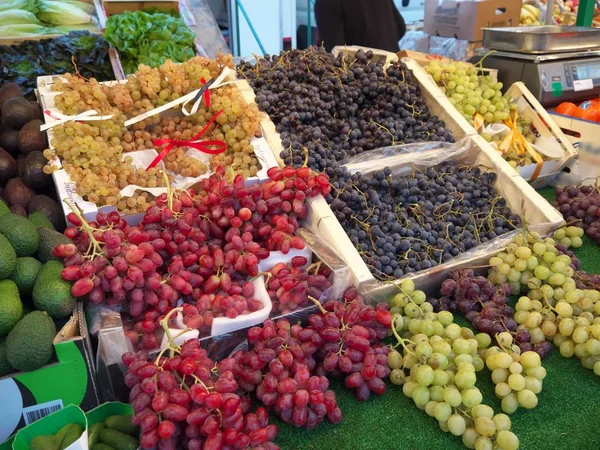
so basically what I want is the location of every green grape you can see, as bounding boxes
[501,393,519,414]
[462,427,479,449]
[517,389,538,409]
[434,402,452,422]
[447,413,467,436]
[496,430,520,450]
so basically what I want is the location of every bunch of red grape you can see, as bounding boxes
[266,258,333,314]
[55,165,331,349]
[124,339,279,450]
[554,184,600,245]
[429,270,543,354]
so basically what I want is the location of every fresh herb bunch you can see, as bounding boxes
[104,10,196,74]
[0,31,114,98]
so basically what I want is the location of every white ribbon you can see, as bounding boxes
[40,109,114,132]
[124,66,239,127]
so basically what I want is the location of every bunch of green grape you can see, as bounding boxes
[387,280,520,450]
[488,226,600,377]
[425,61,510,127]
[485,332,546,414]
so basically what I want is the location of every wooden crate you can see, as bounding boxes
[0,0,106,46]
[242,51,564,289]
[332,45,398,68]
[36,73,279,225]
[338,135,565,294]
[102,0,196,26]
[503,82,578,188]
[397,50,499,82]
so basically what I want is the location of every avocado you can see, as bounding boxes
[10,257,42,297]
[0,233,17,279]
[0,338,15,377]
[9,205,27,217]
[0,279,23,336]
[22,151,51,190]
[0,84,23,110]
[18,120,48,155]
[99,429,138,450]
[36,228,72,263]
[4,178,34,209]
[0,147,16,186]
[29,195,65,231]
[0,199,8,217]
[0,213,39,256]
[33,260,75,319]
[93,445,116,450]
[30,101,44,121]
[0,129,19,157]
[2,97,33,131]
[6,311,56,372]
[29,211,55,230]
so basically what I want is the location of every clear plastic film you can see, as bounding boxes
[338,136,563,301]
[87,304,133,403]
[429,36,481,62]
[398,30,431,53]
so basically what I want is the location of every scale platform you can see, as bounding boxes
[469,26,600,107]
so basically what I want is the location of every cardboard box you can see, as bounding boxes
[13,405,88,450]
[424,0,521,41]
[0,304,100,447]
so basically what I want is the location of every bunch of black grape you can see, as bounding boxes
[429,269,547,356]
[328,164,520,279]
[554,184,600,245]
[238,47,454,175]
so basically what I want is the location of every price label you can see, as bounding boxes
[573,79,594,91]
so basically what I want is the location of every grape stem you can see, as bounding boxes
[155,307,184,362]
[390,314,417,357]
[308,295,327,314]
[63,200,104,260]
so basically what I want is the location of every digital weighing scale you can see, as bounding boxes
[469,26,600,107]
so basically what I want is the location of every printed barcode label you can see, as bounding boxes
[22,400,63,425]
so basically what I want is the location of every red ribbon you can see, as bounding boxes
[146,109,226,170]
[201,78,211,108]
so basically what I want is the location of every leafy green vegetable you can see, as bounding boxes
[105,10,196,74]
[0,24,56,37]
[38,0,94,25]
[0,0,38,14]
[0,9,41,25]
[0,31,115,98]
[61,0,96,15]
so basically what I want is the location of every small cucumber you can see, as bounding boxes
[92,445,116,450]
[30,435,60,450]
[99,429,138,450]
[59,423,83,450]
[104,415,138,436]
[88,422,106,448]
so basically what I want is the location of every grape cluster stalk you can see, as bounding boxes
[55,165,331,349]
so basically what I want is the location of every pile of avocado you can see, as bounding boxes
[88,415,139,450]
[0,82,65,230]
[30,422,84,450]
[0,206,76,377]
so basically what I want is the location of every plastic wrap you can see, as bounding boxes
[429,36,482,62]
[88,304,132,403]
[337,135,562,300]
[398,30,431,53]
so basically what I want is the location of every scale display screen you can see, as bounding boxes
[572,63,600,80]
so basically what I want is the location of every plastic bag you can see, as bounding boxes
[398,30,430,53]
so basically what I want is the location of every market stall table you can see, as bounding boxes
[273,188,600,450]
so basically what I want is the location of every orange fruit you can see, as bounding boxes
[581,108,600,122]
[556,102,578,116]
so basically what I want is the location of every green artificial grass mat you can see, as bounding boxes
[274,186,600,450]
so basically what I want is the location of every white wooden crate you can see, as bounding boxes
[36,74,279,225]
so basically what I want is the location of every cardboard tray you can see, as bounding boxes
[0,0,107,46]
